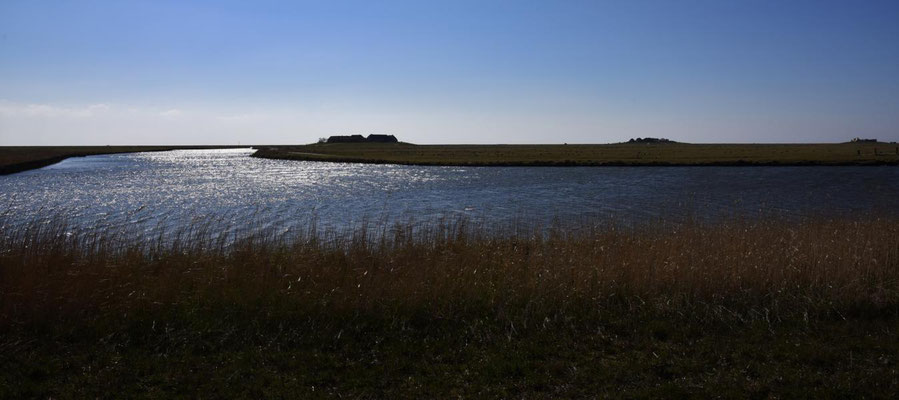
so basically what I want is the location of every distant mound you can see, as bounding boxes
[326,134,398,144]
[626,137,677,144]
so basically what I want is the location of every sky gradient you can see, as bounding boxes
[1,0,898,145]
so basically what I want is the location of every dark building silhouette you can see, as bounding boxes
[326,135,366,143]
[326,134,398,143]
[627,137,675,143]
[366,134,399,143]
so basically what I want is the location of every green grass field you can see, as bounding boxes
[254,142,899,166]
[0,146,243,175]
[2,216,898,398]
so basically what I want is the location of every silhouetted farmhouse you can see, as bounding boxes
[627,137,675,144]
[367,134,398,143]
[326,134,398,143]
[851,137,877,143]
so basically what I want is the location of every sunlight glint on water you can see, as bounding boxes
[2,148,898,236]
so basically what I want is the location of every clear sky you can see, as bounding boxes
[1,0,898,145]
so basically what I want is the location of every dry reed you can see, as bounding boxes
[2,215,897,333]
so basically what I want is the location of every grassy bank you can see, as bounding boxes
[253,142,899,166]
[2,217,898,398]
[0,146,245,175]
[6,143,898,175]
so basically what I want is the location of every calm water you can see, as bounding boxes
[2,148,898,234]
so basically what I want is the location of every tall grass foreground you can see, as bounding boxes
[1,215,898,334]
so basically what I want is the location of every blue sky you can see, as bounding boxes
[1,0,898,144]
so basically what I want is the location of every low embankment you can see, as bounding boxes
[253,142,899,166]
[2,216,897,397]
[0,146,245,175]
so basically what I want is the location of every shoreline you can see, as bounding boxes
[4,143,899,175]
[252,142,899,167]
[252,151,899,167]
[0,146,247,175]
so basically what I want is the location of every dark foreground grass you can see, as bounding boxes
[1,217,898,398]
[0,146,245,175]
[253,142,899,166]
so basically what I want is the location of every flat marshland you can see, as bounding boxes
[253,142,899,166]
[2,216,898,398]
[4,142,897,175]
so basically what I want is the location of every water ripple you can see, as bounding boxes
[1,148,898,234]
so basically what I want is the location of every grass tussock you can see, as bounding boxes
[2,216,898,397]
